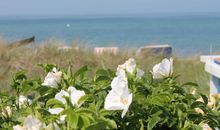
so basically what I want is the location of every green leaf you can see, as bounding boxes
[78,94,93,105]
[67,113,79,129]
[103,118,117,129]
[75,108,95,115]
[140,119,145,130]
[20,80,39,93]
[99,109,113,117]
[95,76,111,82]
[85,118,117,130]
[200,94,208,105]
[181,82,198,87]
[147,116,160,130]
[85,122,106,130]
[14,71,27,81]
[74,66,88,78]
[46,99,65,108]
[95,69,111,76]
[191,101,205,108]
[37,108,51,116]
[38,64,57,73]
[78,115,91,129]
[67,65,72,77]
[37,86,57,96]
[149,94,170,106]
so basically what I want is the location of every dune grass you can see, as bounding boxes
[0,40,209,94]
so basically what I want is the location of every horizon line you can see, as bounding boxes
[1,12,220,19]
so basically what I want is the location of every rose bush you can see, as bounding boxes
[0,58,220,130]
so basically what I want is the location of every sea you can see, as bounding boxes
[1,14,220,55]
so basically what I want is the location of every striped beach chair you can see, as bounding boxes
[94,47,119,56]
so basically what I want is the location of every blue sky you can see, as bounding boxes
[1,0,220,16]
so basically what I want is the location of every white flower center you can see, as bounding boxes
[120,97,128,105]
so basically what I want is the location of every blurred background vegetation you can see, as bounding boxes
[0,39,210,94]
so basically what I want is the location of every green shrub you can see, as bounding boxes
[0,58,219,130]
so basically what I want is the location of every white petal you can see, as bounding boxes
[24,115,42,130]
[160,58,171,77]
[55,90,69,104]
[169,58,173,75]
[111,76,128,93]
[110,75,130,98]
[104,90,125,110]
[136,68,145,78]
[48,108,66,124]
[201,123,212,130]
[59,115,67,124]
[18,95,27,105]
[42,72,58,87]
[152,58,173,79]
[117,58,136,74]
[121,93,132,118]
[67,86,76,91]
[48,108,64,115]
[105,90,132,118]
[42,68,62,88]
[116,67,126,77]
[152,64,164,79]
[53,72,62,82]
[52,68,58,73]
[68,86,85,107]
[125,58,136,74]
[18,95,32,107]
[2,106,12,118]
[13,125,25,130]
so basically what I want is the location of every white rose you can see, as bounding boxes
[152,58,173,79]
[13,115,42,130]
[68,86,85,108]
[104,74,132,118]
[118,58,136,74]
[42,68,62,88]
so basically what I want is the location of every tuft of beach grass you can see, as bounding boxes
[0,39,209,94]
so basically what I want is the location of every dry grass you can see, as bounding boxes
[0,40,209,94]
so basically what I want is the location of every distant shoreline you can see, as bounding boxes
[1,12,220,20]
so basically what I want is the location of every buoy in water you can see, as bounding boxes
[66,24,70,28]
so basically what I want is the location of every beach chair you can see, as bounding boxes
[94,47,119,56]
[201,55,220,94]
[58,45,72,51]
[136,44,172,56]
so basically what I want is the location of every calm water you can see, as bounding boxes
[1,15,220,55]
